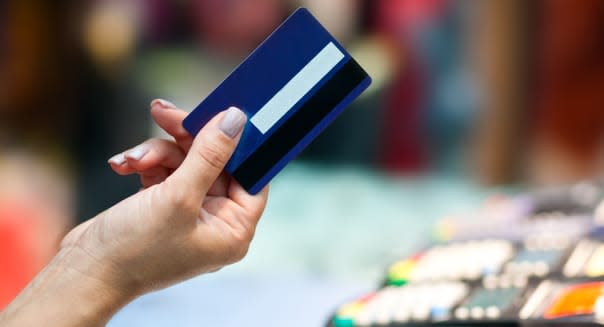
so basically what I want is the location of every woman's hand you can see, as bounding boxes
[0,100,268,327]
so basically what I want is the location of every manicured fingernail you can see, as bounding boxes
[108,153,126,165]
[125,144,150,161]
[219,107,246,138]
[151,98,176,109]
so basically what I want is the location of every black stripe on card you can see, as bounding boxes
[232,58,367,190]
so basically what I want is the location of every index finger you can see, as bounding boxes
[150,99,194,150]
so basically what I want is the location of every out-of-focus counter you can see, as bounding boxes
[109,163,488,327]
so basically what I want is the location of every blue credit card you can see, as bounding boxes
[183,8,371,194]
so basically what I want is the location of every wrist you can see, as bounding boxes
[54,245,136,319]
[0,246,135,327]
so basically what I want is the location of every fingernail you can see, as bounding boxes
[125,144,150,161]
[151,98,177,110]
[108,153,126,165]
[219,107,246,138]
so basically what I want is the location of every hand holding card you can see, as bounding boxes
[183,8,371,194]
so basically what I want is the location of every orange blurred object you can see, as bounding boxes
[0,200,42,309]
[0,152,73,310]
[544,282,604,319]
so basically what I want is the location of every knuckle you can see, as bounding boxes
[146,138,170,153]
[246,205,264,222]
[139,138,160,150]
[232,243,250,263]
[145,137,161,145]
[228,230,252,263]
[237,228,254,245]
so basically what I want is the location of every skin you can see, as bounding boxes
[0,100,269,327]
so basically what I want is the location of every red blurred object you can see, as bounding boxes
[0,201,41,309]
[535,0,604,167]
[191,0,284,56]
[373,0,449,173]
[374,0,448,36]
[379,55,428,172]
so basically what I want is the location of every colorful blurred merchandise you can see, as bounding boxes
[330,180,604,326]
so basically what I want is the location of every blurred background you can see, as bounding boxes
[0,0,603,326]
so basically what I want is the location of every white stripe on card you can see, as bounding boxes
[250,42,345,134]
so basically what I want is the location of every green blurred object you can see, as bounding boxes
[333,316,355,327]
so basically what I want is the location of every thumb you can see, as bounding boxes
[169,107,246,203]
